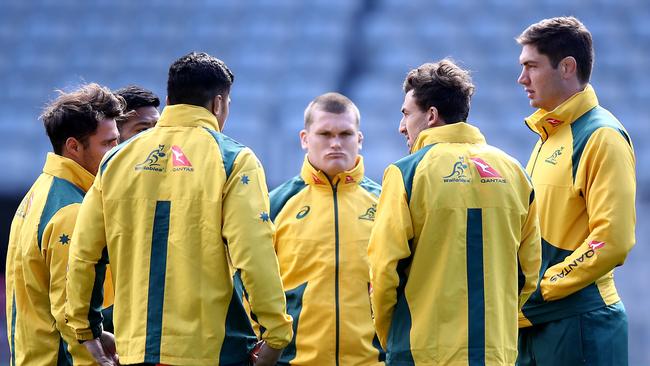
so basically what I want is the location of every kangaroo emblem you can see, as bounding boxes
[545,146,564,165]
[443,157,468,179]
[359,204,377,221]
[136,145,167,169]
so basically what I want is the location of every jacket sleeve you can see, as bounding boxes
[540,127,636,301]
[517,187,541,310]
[5,215,20,358]
[367,165,414,349]
[43,205,98,362]
[42,204,80,343]
[65,179,109,341]
[221,149,293,349]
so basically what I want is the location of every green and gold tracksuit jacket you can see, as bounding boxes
[519,85,636,326]
[269,156,385,366]
[368,123,541,365]
[65,104,293,365]
[5,153,98,366]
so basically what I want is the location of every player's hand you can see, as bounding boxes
[83,331,120,366]
[253,341,283,366]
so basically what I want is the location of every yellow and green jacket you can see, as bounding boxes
[65,104,293,366]
[5,153,98,366]
[520,85,636,326]
[269,156,384,366]
[368,123,541,365]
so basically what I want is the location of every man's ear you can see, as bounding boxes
[357,130,364,150]
[299,129,308,150]
[426,106,439,128]
[211,94,224,116]
[560,56,578,80]
[64,137,81,157]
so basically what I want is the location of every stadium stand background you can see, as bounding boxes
[0,0,647,363]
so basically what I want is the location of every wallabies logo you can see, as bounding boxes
[545,146,564,165]
[443,157,471,183]
[135,144,167,172]
[358,204,376,221]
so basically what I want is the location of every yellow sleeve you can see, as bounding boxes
[540,128,636,301]
[66,179,109,341]
[42,204,79,344]
[43,205,97,363]
[368,165,414,348]
[518,189,541,309]
[5,215,21,357]
[221,149,293,349]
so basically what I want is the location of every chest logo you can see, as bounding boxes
[135,144,167,172]
[359,204,376,221]
[546,117,564,127]
[296,206,310,219]
[544,146,564,165]
[443,157,471,183]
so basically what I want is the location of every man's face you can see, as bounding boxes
[300,108,362,180]
[78,118,119,175]
[518,44,565,111]
[399,90,430,150]
[118,106,159,142]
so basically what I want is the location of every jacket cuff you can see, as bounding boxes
[76,323,103,343]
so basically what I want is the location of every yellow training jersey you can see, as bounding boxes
[368,123,541,365]
[5,153,98,366]
[65,104,293,365]
[519,85,636,326]
[270,156,384,365]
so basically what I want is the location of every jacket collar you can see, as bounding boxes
[42,153,95,192]
[156,104,221,131]
[524,84,599,142]
[410,122,486,153]
[300,155,365,188]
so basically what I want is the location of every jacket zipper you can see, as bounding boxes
[529,126,548,176]
[332,183,340,366]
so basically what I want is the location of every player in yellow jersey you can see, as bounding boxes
[5,83,122,366]
[368,59,541,365]
[516,17,635,366]
[65,52,293,366]
[270,92,384,365]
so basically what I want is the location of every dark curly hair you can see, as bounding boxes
[41,83,125,154]
[167,52,234,107]
[403,59,475,124]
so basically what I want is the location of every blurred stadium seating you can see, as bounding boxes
[0,0,648,363]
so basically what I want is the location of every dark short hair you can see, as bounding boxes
[114,85,160,112]
[403,59,474,123]
[517,16,593,84]
[41,83,125,155]
[167,52,234,107]
[304,92,360,128]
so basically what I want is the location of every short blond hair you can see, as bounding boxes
[303,92,360,128]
